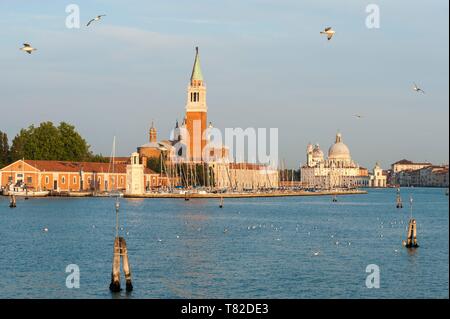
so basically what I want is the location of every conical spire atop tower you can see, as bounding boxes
[190,46,204,84]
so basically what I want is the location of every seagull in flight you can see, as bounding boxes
[320,27,335,41]
[354,114,363,119]
[413,82,425,94]
[20,43,37,54]
[87,15,106,27]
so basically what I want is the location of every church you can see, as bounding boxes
[301,132,369,189]
[138,47,227,164]
[136,47,278,190]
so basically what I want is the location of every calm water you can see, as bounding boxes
[0,188,448,299]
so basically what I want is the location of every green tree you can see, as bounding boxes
[147,156,162,173]
[57,122,90,161]
[0,131,10,167]
[10,128,31,161]
[10,121,95,162]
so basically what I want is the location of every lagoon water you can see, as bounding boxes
[0,188,448,299]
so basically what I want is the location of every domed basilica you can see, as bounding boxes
[301,132,369,189]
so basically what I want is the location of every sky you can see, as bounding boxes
[0,0,448,169]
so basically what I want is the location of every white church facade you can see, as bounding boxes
[301,132,369,189]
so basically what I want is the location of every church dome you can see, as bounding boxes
[328,133,351,161]
[312,144,324,158]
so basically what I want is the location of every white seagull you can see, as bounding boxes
[320,27,335,41]
[413,82,425,94]
[87,15,106,27]
[20,43,37,54]
[354,114,363,119]
[312,251,321,256]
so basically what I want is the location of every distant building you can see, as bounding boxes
[126,152,145,195]
[0,156,172,193]
[369,162,387,187]
[391,159,432,174]
[137,47,280,191]
[395,164,449,187]
[137,122,178,166]
[387,159,450,187]
[212,162,279,190]
[138,48,229,166]
[301,132,369,189]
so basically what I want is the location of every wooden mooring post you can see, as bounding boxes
[403,219,419,248]
[109,236,133,292]
[396,188,403,208]
[403,196,419,248]
[110,237,121,292]
[9,195,16,208]
[109,199,133,292]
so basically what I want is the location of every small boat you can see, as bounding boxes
[4,183,49,197]
[5,189,49,197]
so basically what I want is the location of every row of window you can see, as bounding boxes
[11,175,124,185]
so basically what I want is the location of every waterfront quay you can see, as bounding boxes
[125,189,367,199]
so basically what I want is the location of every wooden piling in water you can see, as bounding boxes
[396,195,403,208]
[109,236,133,292]
[403,219,419,248]
[9,195,16,208]
[120,237,133,292]
[396,188,403,208]
[109,237,121,292]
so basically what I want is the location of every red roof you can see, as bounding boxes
[393,159,431,166]
[23,160,157,175]
[24,160,127,173]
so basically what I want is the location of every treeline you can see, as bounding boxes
[0,122,109,167]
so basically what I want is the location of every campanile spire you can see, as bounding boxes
[185,46,208,161]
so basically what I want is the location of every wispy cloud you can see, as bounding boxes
[94,25,192,49]
[150,17,240,26]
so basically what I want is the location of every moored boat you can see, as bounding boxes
[3,187,49,197]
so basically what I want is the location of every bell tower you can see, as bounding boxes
[185,47,207,162]
[149,121,157,143]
